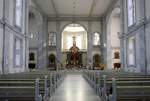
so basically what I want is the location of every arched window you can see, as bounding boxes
[93,32,100,46]
[48,32,56,46]
[29,53,35,61]
[62,24,87,51]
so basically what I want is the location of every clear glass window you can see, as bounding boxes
[15,0,23,27]
[127,0,136,26]
[14,38,22,66]
[93,33,100,46]
[49,33,56,46]
[128,37,135,65]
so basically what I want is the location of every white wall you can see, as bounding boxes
[48,21,57,32]
[110,15,121,47]
[29,16,38,48]
[146,26,150,73]
[106,8,121,69]
[1,0,28,74]
[146,0,150,74]
[91,21,102,33]
[121,0,147,74]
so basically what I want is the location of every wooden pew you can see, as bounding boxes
[101,75,150,100]
[83,70,150,96]
[109,78,150,101]
[0,78,42,101]
[0,70,66,100]
[97,72,149,91]
[0,75,49,100]
[0,72,52,101]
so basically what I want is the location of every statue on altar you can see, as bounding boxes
[69,36,79,65]
[66,36,82,68]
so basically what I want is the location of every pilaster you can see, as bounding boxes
[87,21,93,69]
[56,21,61,69]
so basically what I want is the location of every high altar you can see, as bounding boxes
[66,36,82,68]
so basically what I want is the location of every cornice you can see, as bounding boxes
[47,16,102,21]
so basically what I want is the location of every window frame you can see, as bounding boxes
[93,32,100,46]
[127,0,136,27]
[127,37,136,67]
[14,0,23,29]
[48,32,56,46]
[14,37,23,68]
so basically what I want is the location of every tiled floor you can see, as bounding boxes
[49,74,102,101]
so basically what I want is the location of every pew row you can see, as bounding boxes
[82,70,150,101]
[0,70,66,101]
[109,78,150,101]
[101,75,150,100]
[0,78,42,101]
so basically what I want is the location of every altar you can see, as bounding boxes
[66,51,82,68]
[66,36,82,68]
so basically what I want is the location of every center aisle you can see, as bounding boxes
[50,74,102,101]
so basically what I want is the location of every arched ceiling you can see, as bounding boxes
[33,0,113,18]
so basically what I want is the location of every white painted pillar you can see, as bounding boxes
[87,21,93,69]
[56,21,61,69]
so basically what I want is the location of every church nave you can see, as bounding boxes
[50,74,101,101]
[1,0,150,101]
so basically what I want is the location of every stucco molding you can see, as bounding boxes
[48,17,101,21]
[4,21,26,38]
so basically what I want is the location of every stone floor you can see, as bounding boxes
[49,74,102,101]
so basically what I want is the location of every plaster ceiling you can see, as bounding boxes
[34,0,113,17]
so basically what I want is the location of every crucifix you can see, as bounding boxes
[73,36,76,46]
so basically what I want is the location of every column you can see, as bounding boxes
[87,21,93,69]
[119,0,125,69]
[25,0,29,71]
[56,21,61,69]
[42,16,48,69]
[101,17,107,64]
[37,16,44,69]
[118,34,125,70]
[1,0,4,74]
[138,0,147,74]
[100,18,105,64]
